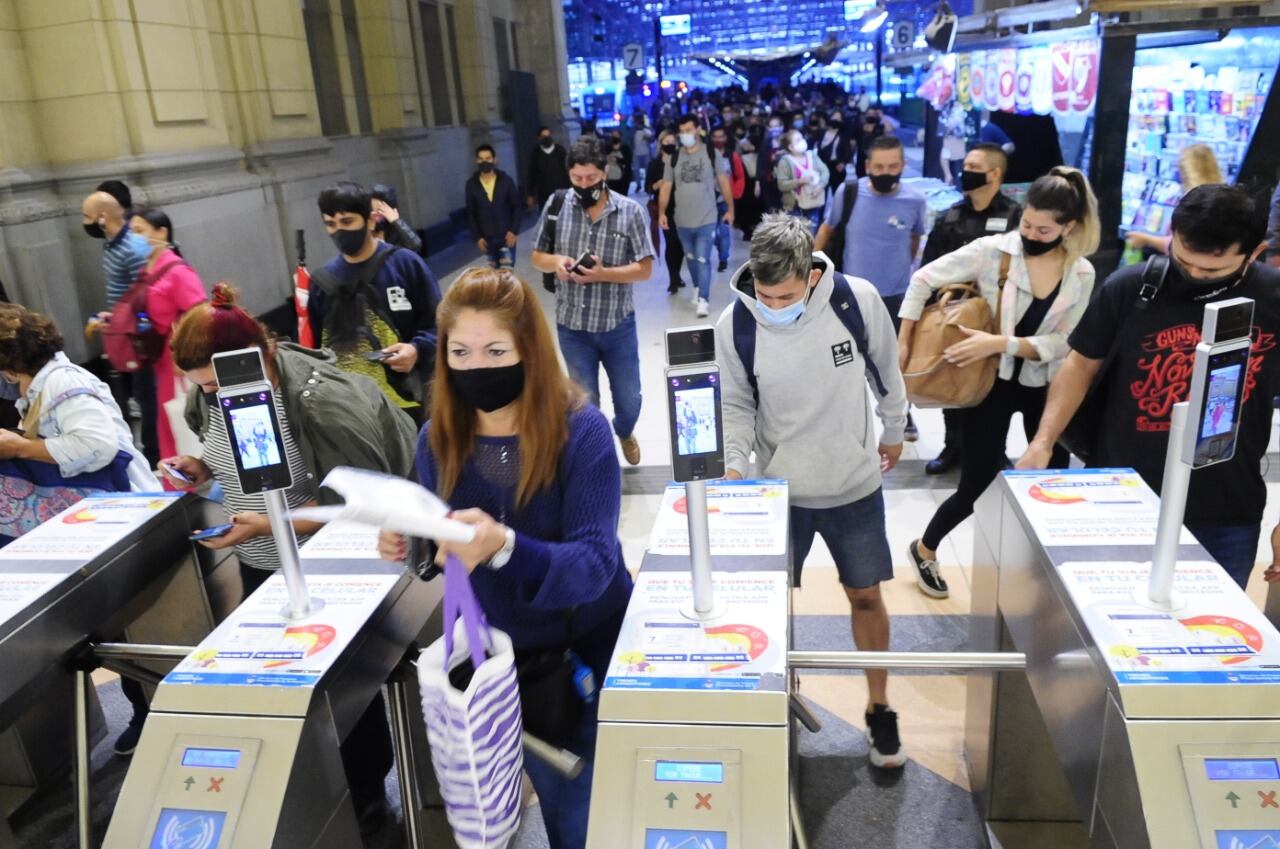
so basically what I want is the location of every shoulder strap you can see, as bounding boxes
[1136,255,1169,310]
[993,252,1013,334]
[731,300,759,406]
[838,178,860,230]
[361,245,398,289]
[830,273,889,398]
[544,189,568,251]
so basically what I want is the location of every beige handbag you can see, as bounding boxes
[903,254,1010,409]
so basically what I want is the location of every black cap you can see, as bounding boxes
[371,183,398,209]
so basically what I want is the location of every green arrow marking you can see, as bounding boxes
[664,792,678,809]
[184,777,196,792]
[1226,791,1241,809]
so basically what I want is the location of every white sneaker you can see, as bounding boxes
[696,298,709,318]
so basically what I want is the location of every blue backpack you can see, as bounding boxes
[731,271,889,403]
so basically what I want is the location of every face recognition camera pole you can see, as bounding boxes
[1144,298,1253,610]
[212,348,321,620]
[664,327,728,621]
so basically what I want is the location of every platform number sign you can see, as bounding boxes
[892,20,915,50]
[623,43,645,71]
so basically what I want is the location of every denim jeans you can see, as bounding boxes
[676,222,717,301]
[714,200,732,264]
[789,205,823,235]
[1188,523,1261,589]
[523,700,599,849]
[557,313,642,439]
[790,488,894,589]
[483,238,515,269]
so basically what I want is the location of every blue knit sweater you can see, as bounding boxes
[415,404,632,677]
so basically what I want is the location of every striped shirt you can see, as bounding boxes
[102,228,150,308]
[534,188,654,333]
[202,388,317,569]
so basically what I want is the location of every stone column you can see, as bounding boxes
[515,0,580,137]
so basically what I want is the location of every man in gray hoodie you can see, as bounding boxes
[717,212,908,769]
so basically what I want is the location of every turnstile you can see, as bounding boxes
[0,492,220,847]
[102,521,445,849]
[587,480,792,849]
[969,468,1280,849]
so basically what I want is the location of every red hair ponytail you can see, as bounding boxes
[171,281,276,372]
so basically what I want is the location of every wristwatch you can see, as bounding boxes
[1005,336,1020,356]
[486,527,517,570]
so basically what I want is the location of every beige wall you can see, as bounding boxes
[0,0,574,360]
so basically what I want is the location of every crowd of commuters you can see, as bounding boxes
[7,71,1280,849]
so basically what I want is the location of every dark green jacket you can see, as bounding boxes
[185,343,417,503]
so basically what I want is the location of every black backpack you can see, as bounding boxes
[540,189,568,293]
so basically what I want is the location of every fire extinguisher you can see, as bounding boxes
[294,229,315,347]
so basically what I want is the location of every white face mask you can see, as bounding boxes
[679,132,697,148]
[791,139,808,155]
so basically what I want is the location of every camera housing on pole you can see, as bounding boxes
[1146,297,1253,609]
[212,347,321,620]
[664,326,726,620]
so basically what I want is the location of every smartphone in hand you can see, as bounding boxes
[159,461,195,485]
[189,524,234,542]
[570,251,597,274]
[363,350,392,362]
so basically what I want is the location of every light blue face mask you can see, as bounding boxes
[756,298,806,326]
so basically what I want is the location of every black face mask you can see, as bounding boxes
[1169,256,1251,301]
[478,161,495,174]
[869,173,900,193]
[960,170,990,193]
[1021,234,1063,257]
[539,137,553,148]
[573,182,604,207]
[331,226,369,257]
[449,363,525,413]
[661,143,678,156]
[84,222,106,239]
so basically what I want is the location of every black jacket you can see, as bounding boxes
[921,192,1023,265]
[527,143,570,202]
[465,170,522,242]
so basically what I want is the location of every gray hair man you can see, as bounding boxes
[715,212,909,769]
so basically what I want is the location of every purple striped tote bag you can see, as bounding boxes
[418,555,524,849]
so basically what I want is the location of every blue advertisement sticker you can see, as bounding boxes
[1215,829,1280,849]
[149,808,226,849]
[645,828,728,849]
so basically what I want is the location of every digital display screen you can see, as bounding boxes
[219,388,292,493]
[228,400,283,470]
[674,385,719,457]
[1191,348,1248,469]
[181,747,242,769]
[1199,363,1242,440]
[655,761,724,783]
[149,808,227,849]
[645,828,727,849]
[1215,830,1280,849]
[1205,758,1280,781]
[659,14,692,36]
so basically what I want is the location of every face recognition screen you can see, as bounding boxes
[1205,759,1280,781]
[674,386,719,457]
[1215,831,1280,849]
[181,748,242,769]
[1192,346,1249,468]
[219,389,292,492]
[655,761,724,783]
[149,809,227,849]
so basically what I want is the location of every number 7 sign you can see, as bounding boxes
[622,43,645,71]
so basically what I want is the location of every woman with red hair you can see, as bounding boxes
[161,282,416,835]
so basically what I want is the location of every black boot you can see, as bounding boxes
[926,445,959,475]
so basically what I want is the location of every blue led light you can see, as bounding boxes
[654,761,724,783]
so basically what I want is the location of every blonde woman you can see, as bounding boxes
[897,167,1100,599]
[1126,143,1223,254]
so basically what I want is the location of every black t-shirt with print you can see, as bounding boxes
[1068,261,1280,527]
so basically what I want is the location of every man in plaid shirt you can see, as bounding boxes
[532,137,655,464]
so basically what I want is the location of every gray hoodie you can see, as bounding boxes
[715,252,908,509]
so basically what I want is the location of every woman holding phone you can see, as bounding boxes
[160,282,416,837]
[377,267,632,849]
